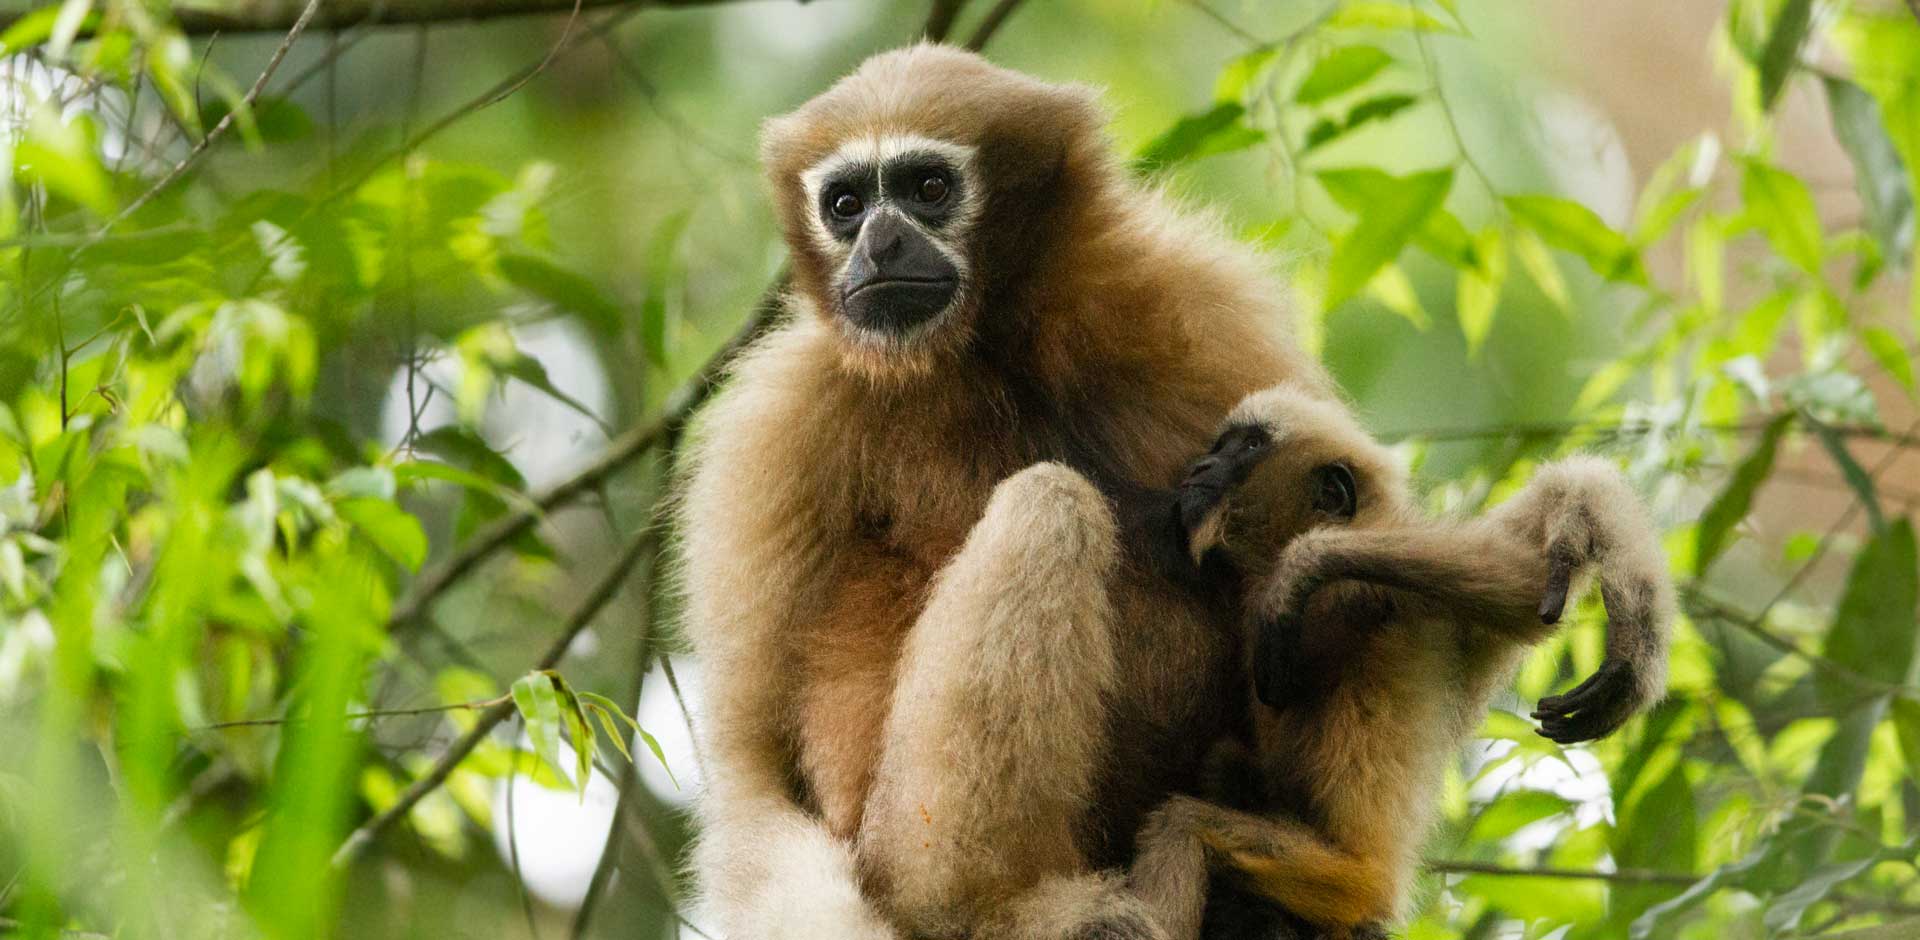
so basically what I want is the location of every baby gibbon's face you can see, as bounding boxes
[1179,385,1407,581]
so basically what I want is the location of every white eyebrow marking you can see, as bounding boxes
[799,134,978,204]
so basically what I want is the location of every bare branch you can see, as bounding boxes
[1425,859,1696,885]
[924,0,970,42]
[92,0,324,238]
[964,0,1029,50]
[0,0,798,37]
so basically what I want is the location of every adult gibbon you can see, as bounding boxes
[677,45,1333,939]
[1123,384,1676,940]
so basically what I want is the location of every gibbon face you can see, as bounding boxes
[1181,384,1410,579]
[759,45,1108,374]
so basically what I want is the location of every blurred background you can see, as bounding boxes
[0,0,1916,938]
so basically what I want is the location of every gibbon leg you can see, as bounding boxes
[1487,456,1675,743]
[858,462,1159,940]
[1130,796,1394,940]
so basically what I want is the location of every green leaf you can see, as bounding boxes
[1824,77,1915,267]
[1324,1,1458,33]
[1214,47,1279,102]
[545,673,595,802]
[1763,839,1919,934]
[1630,837,1775,939]
[1366,264,1430,329]
[1323,168,1454,309]
[1611,763,1696,924]
[199,96,314,144]
[641,211,691,368]
[15,108,113,217]
[498,353,610,437]
[579,690,677,787]
[1863,326,1916,393]
[334,498,427,571]
[510,673,569,789]
[1756,0,1813,113]
[1133,102,1264,174]
[1318,168,1470,265]
[1295,46,1393,105]
[1511,226,1569,311]
[1303,94,1418,152]
[497,253,624,331]
[1504,194,1645,284]
[1740,159,1824,274]
[1819,519,1918,700]
[1891,695,1920,776]
[1456,227,1505,356]
[1466,789,1573,842]
[1808,421,1886,534]
[1693,413,1791,575]
[47,0,92,59]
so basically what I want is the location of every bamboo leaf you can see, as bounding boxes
[1823,77,1915,266]
[1694,414,1791,575]
[1756,0,1813,113]
[1134,103,1264,173]
[510,673,567,789]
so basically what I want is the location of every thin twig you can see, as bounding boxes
[1425,859,1697,885]
[924,0,970,42]
[99,0,325,235]
[964,0,1030,51]
[191,695,511,731]
[0,0,778,36]
[333,523,662,868]
[386,278,781,636]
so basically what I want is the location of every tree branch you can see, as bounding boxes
[963,0,1028,50]
[0,0,795,37]
[96,0,324,236]
[1425,859,1696,885]
[386,279,780,636]
[334,521,662,867]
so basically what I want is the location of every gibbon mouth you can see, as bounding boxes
[841,277,959,334]
[844,276,956,298]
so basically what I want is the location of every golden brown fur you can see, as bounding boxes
[678,46,1334,939]
[1127,385,1677,939]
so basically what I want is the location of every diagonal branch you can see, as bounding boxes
[0,0,794,37]
[335,520,663,867]
[96,0,324,237]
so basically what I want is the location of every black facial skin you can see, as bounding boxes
[1176,423,1275,538]
[820,153,965,334]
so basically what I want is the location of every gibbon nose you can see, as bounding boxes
[840,210,960,334]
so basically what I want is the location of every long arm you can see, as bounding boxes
[1255,457,1674,744]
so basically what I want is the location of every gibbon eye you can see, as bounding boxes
[831,191,864,218]
[1311,463,1357,519]
[916,173,949,204]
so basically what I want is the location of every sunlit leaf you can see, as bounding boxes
[1862,326,1916,393]
[1456,227,1505,356]
[1504,194,1645,284]
[1295,46,1392,105]
[1324,1,1459,33]
[510,673,569,790]
[1740,159,1824,274]
[1511,226,1569,311]
[334,498,427,572]
[1323,167,1454,309]
[1466,789,1572,842]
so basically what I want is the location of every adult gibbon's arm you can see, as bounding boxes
[677,336,897,940]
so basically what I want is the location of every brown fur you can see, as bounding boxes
[1127,387,1677,939]
[678,45,1333,939]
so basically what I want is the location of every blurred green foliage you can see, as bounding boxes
[0,0,1917,938]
